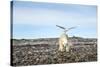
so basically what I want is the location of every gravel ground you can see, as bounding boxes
[11,44,97,66]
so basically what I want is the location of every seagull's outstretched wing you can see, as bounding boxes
[56,25,76,32]
[56,25,66,30]
[66,27,76,31]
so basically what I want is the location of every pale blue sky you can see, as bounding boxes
[12,1,97,39]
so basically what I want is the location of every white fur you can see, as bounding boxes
[58,32,70,52]
[56,25,75,52]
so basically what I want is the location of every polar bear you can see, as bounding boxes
[56,25,76,52]
[58,32,70,52]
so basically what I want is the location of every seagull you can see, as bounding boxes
[56,25,76,32]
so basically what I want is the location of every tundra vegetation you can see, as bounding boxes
[11,37,97,66]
